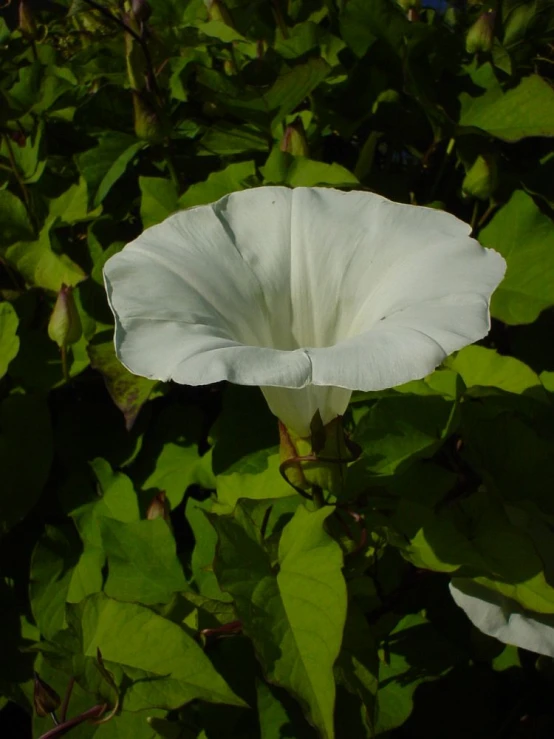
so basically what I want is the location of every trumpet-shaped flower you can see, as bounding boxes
[103,187,505,436]
[450,580,554,657]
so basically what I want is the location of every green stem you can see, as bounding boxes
[470,200,480,234]
[81,0,161,100]
[163,146,181,191]
[429,137,455,202]
[38,704,106,739]
[271,0,289,39]
[311,485,325,510]
[61,345,69,383]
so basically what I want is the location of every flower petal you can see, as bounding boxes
[450,580,554,657]
[104,186,506,435]
[261,385,352,436]
[288,187,505,347]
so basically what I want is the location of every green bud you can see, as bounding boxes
[48,284,82,349]
[146,491,171,522]
[19,0,38,40]
[33,673,61,718]
[466,10,496,54]
[133,91,164,143]
[280,117,309,157]
[462,154,498,201]
[503,4,535,46]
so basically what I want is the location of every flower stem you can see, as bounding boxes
[37,704,107,739]
[429,137,455,202]
[80,0,160,100]
[163,146,181,191]
[271,0,289,38]
[59,678,75,723]
[470,200,480,234]
[311,485,325,509]
[61,345,69,383]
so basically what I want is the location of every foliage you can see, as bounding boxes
[1,0,554,737]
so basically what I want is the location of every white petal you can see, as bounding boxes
[450,580,554,657]
[104,186,506,434]
[261,386,352,437]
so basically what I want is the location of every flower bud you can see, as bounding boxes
[146,491,171,522]
[19,0,38,40]
[33,673,61,718]
[48,284,82,349]
[462,154,498,201]
[466,10,496,54]
[131,0,152,23]
[133,91,164,143]
[280,117,309,157]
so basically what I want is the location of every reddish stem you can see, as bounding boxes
[38,704,106,739]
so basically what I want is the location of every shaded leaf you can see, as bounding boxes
[212,504,347,739]
[66,593,245,710]
[179,161,257,209]
[0,394,53,535]
[101,518,187,605]
[0,302,19,379]
[480,190,554,324]
[459,68,554,142]
[88,331,158,430]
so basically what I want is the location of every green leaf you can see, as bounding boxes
[0,302,19,379]
[101,518,187,605]
[215,449,293,514]
[0,122,45,183]
[179,161,257,209]
[199,123,269,156]
[66,593,245,710]
[261,149,359,187]
[461,396,554,517]
[10,329,90,391]
[340,0,413,57]
[131,404,205,508]
[84,458,141,527]
[266,58,330,128]
[48,177,93,226]
[186,496,232,602]
[256,680,318,739]
[30,523,103,640]
[459,67,554,142]
[139,176,179,229]
[376,612,466,734]
[88,331,158,430]
[0,190,34,246]
[352,394,457,477]
[446,346,544,397]
[480,190,554,324]
[5,224,86,291]
[0,393,53,535]
[334,602,378,735]
[212,503,347,739]
[76,133,145,207]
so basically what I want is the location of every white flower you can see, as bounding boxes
[450,580,554,657]
[103,186,505,436]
